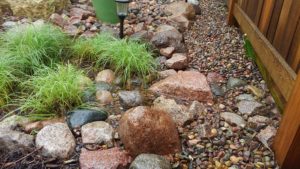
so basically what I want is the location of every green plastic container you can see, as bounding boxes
[92,0,119,24]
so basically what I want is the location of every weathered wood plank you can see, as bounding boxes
[273,0,300,58]
[273,73,300,168]
[258,0,275,35]
[233,4,297,101]
[266,0,284,42]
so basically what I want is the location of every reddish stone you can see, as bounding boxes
[149,71,213,102]
[49,13,66,27]
[70,7,93,19]
[118,106,181,157]
[158,69,177,79]
[22,118,64,133]
[165,53,188,70]
[207,72,225,84]
[80,148,132,169]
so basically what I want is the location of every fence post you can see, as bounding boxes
[227,0,237,25]
[273,73,300,168]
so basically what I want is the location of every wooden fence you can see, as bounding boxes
[227,0,300,168]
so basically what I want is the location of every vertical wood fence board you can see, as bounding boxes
[258,0,275,35]
[266,0,284,43]
[227,0,237,25]
[287,19,300,72]
[254,0,264,26]
[273,74,300,167]
[233,4,297,101]
[273,0,300,58]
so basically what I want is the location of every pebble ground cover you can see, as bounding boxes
[0,0,281,169]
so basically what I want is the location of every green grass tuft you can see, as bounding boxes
[243,35,256,60]
[0,55,20,105]
[19,64,88,116]
[0,23,70,73]
[72,33,157,83]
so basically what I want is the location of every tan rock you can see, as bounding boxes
[165,1,196,20]
[165,53,188,70]
[22,118,65,133]
[95,69,115,84]
[96,90,113,105]
[158,69,177,79]
[118,106,181,157]
[81,121,114,144]
[160,47,175,58]
[5,0,70,19]
[149,71,213,102]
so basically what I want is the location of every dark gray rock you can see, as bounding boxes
[210,83,225,97]
[67,109,108,129]
[118,90,143,109]
[130,154,171,169]
[0,129,34,152]
[227,77,247,89]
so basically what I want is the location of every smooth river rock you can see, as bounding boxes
[149,71,213,102]
[118,106,181,157]
[67,109,108,129]
[36,123,76,159]
[129,154,171,169]
[81,121,114,144]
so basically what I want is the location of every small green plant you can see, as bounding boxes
[0,23,70,73]
[19,64,88,116]
[243,35,256,60]
[72,33,157,83]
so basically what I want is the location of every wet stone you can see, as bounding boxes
[67,109,108,129]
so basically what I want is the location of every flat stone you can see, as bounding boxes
[80,148,132,169]
[153,96,193,125]
[236,94,255,101]
[22,118,64,133]
[169,15,190,31]
[248,115,270,129]
[36,123,76,159]
[118,106,181,157]
[188,101,205,115]
[129,154,171,169]
[220,112,246,127]
[160,47,175,58]
[227,77,247,89]
[0,129,34,152]
[67,109,108,129]
[237,100,262,115]
[64,24,78,36]
[95,69,115,84]
[0,115,31,130]
[149,71,213,102]
[96,90,113,105]
[158,69,177,79]
[2,21,17,30]
[256,126,277,148]
[165,53,188,70]
[118,90,143,109]
[81,121,114,144]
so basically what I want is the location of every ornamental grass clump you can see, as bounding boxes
[19,64,88,116]
[0,55,19,105]
[72,33,157,83]
[0,23,70,73]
